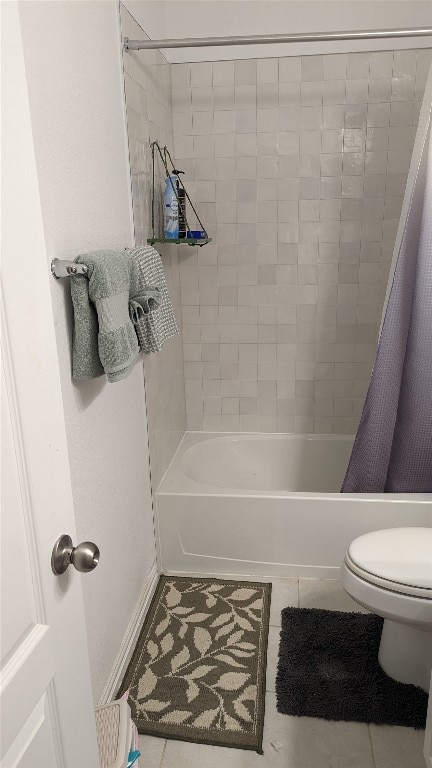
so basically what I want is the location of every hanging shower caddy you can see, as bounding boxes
[147,140,211,247]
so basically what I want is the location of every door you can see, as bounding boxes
[1,4,100,766]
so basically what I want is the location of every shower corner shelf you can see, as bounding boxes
[147,236,212,247]
[149,140,211,249]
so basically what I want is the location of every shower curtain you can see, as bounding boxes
[342,85,432,493]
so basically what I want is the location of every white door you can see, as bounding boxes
[1,4,100,766]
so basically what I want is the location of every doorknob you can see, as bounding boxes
[51,534,100,575]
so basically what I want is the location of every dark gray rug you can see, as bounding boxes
[276,608,428,729]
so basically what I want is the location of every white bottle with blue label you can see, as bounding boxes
[164,174,179,238]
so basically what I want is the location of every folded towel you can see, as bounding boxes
[127,245,179,353]
[128,287,162,325]
[71,250,139,382]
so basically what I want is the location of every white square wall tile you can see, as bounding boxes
[345,104,367,130]
[369,51,393,78]
[368,78,392,103]
[171,63,191,88]
[173,112,192,136]
[171,87,192,113]
[301,81,323,106]
[391,75,415,102]
[191,86,213,111]
[278,131,300,155]
[192,111,213,135]
[301,106,323,130]
[301,55,324,81]
[323,80,346,105]
[279,56,301,82]
[213,110,235,134]
[279,82,301,107]
[235,84,256,110]
[235,58,257,85]
[257,58,279,83]
[390,101,414,126]
[393,49,417,76]
[279,107,300,132]
[190,61,212,87]
[347,52,370,79]
[257,108,278,133]
[323,104,345,128]
[212,60,234,87]
[257,82,278,108]
[324,53,347,80]
[345,79,369,104]
[367,102,391,127]
[213,85,235,110]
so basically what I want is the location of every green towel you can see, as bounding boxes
[71,250,139,383]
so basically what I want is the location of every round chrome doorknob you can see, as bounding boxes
[51,534,100,575]
[71,541,100,573]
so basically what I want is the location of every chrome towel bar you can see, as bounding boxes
[51,258,88,279]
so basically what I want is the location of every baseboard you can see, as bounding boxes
[98,561,159,705]
[163,565,340,579]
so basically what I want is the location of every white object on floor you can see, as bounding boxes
[341,527,432,692]
[95,700,132,768]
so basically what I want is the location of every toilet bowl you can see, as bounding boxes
[341,527,432,692]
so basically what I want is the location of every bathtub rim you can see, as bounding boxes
[157,431,432,502]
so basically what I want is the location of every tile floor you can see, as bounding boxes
[138,578,426,768]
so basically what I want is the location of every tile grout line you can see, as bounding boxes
[158,739,167,768]
[368,724,378,768]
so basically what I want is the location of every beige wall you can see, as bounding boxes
[121,4,186,488]
[19,0,156,702]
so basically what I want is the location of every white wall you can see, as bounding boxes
[124,1,432,62]
[18,0,156,702]
[120,4,187,489]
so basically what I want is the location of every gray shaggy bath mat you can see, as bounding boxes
[276,608,428,729]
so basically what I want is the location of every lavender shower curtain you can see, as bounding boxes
[342,111,432,493]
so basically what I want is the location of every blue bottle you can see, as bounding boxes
[164,174,179,238]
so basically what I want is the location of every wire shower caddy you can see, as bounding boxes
[147,140,211,247]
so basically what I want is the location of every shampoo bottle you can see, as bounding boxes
[172,169,186,238]
[164,174,179,238]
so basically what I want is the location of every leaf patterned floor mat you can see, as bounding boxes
[118,575,272,752]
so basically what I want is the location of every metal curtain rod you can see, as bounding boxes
[124,27,432,51]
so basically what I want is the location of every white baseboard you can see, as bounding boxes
[98,561,159,705]
[163,566,340,579]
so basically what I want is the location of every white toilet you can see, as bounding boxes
[341,527,432,692]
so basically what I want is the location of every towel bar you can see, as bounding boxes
[51,258,88,279]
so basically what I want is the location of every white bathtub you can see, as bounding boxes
[156,433,432,578]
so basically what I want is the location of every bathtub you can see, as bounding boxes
[156,433,432,579]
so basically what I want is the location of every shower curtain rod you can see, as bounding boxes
[124,27,432,51]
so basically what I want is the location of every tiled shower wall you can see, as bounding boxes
[172,49,431,434]
[121,5,186,487]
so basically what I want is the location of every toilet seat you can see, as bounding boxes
[345,527,432,599]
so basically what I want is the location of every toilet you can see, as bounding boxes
[341,527,432,692]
